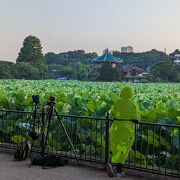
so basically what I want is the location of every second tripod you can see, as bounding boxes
[30,96,79,167]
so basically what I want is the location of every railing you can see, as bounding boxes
[0,109,106,164]
[0,109,179,178]
[126,121,180,178]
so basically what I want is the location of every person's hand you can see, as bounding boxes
[131,119,139,123]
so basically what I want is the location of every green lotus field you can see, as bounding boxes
[0,80,179,123]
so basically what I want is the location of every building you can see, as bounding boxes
[92,49,123,68]
[121,46,133,53]
[173,54,180,65]
[122,65,147,82]
[122,65,143,76]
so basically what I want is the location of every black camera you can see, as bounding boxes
[32,95,40,105]
[49,96,56,103]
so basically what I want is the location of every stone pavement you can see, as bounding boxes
[0,150,177,180]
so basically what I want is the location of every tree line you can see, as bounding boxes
[0,35,180,82]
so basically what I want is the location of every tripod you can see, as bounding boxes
[14,95,40,161]
[28,95,40,141]
[30,96,79,167]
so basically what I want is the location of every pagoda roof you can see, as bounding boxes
[92,49,123,64]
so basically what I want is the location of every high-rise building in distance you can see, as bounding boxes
[121,46,133,53]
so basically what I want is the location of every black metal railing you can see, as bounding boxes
[126,121,180,177]
[0,109,106,163]
[0,109,179,178]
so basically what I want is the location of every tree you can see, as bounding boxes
[17,35,47,79]
[71,62,91,80]
[45,50,97,65]
[168,69,180,82]
[12,62,40,80]
[17,35,43,64]
[36,63,48,79]
[151,62,178,82]
[169,49,180,56]
[113,49,170,69]
[0,61,14,79]
[97,62,121,82]
[175,64,180,73]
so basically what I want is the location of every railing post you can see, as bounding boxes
[105,112,110,164]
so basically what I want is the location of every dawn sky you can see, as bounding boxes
[1,0,180,62]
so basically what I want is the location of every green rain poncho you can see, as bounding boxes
[110,86,139,164]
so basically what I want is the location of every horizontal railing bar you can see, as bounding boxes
[59,114,106,120]
[0,109,106,120]
[137,121,180,128]
[1,109,180,127]
[113,119,180,128]
[0,109,34,114]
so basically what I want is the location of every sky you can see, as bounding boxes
[1,0,180,62]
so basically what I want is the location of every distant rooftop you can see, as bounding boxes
[121,46,133,53]
[174,54,180,57]
[92,49,123,64]
[122,65,143,73]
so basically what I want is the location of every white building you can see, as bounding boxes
[121,46,133,53]
[173,54,180,65]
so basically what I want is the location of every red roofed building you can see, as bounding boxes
[122,65,146,82]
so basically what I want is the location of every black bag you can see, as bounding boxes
[31,155,68,167]
[14,140,32,161]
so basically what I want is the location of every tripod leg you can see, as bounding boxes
[41,107,53,157]
[29,105,38,168]
[41,108,46,157]
[54,109,79,162]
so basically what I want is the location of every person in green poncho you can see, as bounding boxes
[106,86,140,177]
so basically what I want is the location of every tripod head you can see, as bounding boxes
[32,95,40,105]
[46,96,57,106]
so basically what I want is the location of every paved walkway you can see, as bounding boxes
[0,151,178,180]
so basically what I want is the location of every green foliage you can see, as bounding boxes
[12,62,40,80]
[16,35,47,79]
[129,150,147,166]
[151,62,178,82]
[0,61,14,79]
[17,35,44,65]
[113,49,170,69]
[45,50,98,81]
[0,80,179,123]
[98,62,121,81]
[45,51,97,65]
[71,62,91,80]
[11,135,25,144]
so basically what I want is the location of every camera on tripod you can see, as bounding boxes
[49,96,56,103]
[47,96,56,106]
[32,95,40,105]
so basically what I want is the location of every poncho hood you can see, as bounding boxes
[120,86,134,99]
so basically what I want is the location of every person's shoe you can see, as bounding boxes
[105,163,114,177]
[114,172,122,177]
[114,171,125,177]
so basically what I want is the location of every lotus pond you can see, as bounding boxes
[0,80,179,123]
